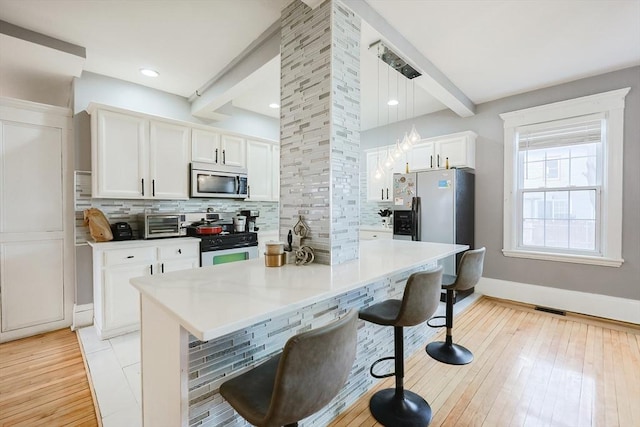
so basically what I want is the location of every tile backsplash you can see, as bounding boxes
[75,171,279,245]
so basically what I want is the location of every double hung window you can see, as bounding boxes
[501,88,629,267]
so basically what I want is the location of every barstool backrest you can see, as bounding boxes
[452,247,486,292]
[397,266,443,327]
[265,310,358,426]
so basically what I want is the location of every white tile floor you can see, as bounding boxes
[77,292,481,427]
[78,326,142,427]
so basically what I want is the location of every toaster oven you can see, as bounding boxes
[138,213,187,239]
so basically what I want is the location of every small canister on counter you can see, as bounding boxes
[264,242,285,267]
[264,253,286,267]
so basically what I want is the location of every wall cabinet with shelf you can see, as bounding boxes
[90,238,200,339]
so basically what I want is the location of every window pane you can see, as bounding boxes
[523,160,544,189]
[545,220,569,248]
[547,191,569,219]
[569,220,596,251]
[523,192,545,219]
[522,219,544,246]
[570,190,596,220]
[570,155,598,186]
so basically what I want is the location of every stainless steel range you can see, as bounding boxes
[184,213,259,266]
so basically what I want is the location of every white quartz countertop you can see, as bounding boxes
[131,240,467,341]
[87,237,200,249]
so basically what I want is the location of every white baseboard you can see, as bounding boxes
[476,277,640,325]
[71,303,94,331]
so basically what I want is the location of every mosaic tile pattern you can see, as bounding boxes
[74,171,279,245]
[279,0,360,266]
[187,261,438,426]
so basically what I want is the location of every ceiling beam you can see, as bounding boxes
[0,20,85,59]
[342,0,476,117]
[190,20,280,120]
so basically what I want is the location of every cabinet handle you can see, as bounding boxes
[126,255,134,259]
[215,148,218,163]
[386,188,389,200]
[152,179,156,197]
[161,263,164,273]
[248,185,251,199]
[381,188,384,200]
[141,178,145,196]
[178,249,182,254]
[223,149,226,164]
[430,155,433,169]
[150,265,153,275]
[437,154,440,168]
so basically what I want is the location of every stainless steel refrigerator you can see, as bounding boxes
[392,169,475,276]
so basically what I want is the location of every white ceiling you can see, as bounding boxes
[0,0,638,130]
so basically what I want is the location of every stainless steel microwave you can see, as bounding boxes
[190,162,248,199]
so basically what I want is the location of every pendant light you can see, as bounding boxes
[408,79,421,144]
[400,76,411,151]
[374,45,386,180]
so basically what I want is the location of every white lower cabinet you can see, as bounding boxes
[90,238,200,339]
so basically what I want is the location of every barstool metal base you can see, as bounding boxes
[425,341,473,365]
[369,388,432,427]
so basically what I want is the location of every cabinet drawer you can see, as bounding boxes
[158,243,199,260]
[103,247,156,267]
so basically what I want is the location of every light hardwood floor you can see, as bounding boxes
[329,297,640,427]
[0,328,99,427]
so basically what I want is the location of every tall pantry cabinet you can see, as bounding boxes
[0,98,74,342]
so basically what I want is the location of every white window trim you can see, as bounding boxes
[500,88,629,267]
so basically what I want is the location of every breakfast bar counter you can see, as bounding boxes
[131,240,468,426]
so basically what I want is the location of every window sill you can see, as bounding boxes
[502,249,623,267]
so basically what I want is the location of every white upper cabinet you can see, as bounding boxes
[408,131,477,171]
[90,105,191,200]
[246,139,279,201]
[93,109,149,199]
[191,129,221,163]
[149,121,190,199]
[191,129,246,168]
[366,150,393,202]
[220,134,246,168]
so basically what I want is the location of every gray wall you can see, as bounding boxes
[73,71,279,140]
[362,66,640,300]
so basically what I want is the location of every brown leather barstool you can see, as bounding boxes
[426,247,485,365]
[358,267,443,427]
[219,310,358,427]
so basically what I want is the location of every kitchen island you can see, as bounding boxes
[131,239,468,426]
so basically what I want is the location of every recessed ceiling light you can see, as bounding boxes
[387,99,399,106]
[140,68,159,77]
[269,103,280,109]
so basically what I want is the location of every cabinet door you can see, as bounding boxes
[272,145,280,201]
[410,142,435,171]
[0,240,64,332]
[220,135,246,168]
[103,263,150,331]
[94,109,148,198]
[246,140,272,200]
[438,137,473,169]
[191,129,220,163]
[149,121,190,199]
[366,151,392,202]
